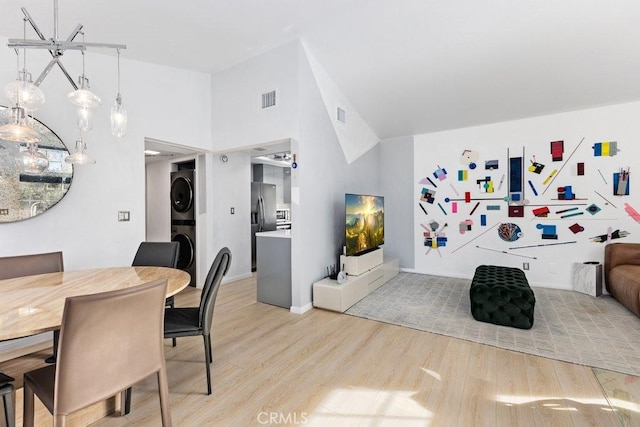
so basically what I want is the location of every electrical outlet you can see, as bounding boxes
[118,211,130,222]
[523,262,529,270]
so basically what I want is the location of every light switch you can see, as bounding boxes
[118,211,130,222]
[230,207,235,215]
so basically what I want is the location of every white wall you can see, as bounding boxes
[293,49,348,309]
[210,150,253,281]
[211,41,300,151]
[207,40,384,311]
[301,42,379,164]
[145,159,172,241]
[0,36,211,270]
[380,136,415,268]
[412,101,640,289]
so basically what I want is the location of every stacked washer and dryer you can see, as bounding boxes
[170,169,196,286]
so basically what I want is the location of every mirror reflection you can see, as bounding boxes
[0,105,73,223]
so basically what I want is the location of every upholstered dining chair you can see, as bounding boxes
[164,247,232,395]
[0,251,64,280]
[132,241,181,310]
[123,241,180,415]
[0,251,64,364]
[22,279,172,427]
[0,372,15,427]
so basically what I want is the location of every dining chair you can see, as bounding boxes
[0,251,64,364]
[132,242,181,310]
[164,247,232,395]
[122,241,180,415]
[0,372,15,427]
[22,279,172,427]
[0,251,64,280]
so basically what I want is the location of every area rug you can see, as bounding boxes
[346,272,640,377]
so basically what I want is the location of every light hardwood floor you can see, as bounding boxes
[2,275,637,426]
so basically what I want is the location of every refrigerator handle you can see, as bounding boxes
[258,196,265,231]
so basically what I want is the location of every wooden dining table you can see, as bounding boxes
[0,266,190,341]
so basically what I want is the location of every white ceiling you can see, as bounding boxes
[2,0,640,141]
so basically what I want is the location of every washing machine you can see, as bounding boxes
[171,224,196,286]
[170,170,195,221]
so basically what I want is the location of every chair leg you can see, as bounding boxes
[23,382,34,427]
[54,414,68,427]
[123,387,132,415]
[203,334,212,395]
[167,299,177,347]
[45,329,60,364]
[2,385,15,427]
[157,369,172,426]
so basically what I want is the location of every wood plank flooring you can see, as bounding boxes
[1,275,636,426]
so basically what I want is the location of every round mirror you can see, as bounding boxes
[0,105,73,223]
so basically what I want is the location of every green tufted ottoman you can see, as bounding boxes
[469,265,535,329]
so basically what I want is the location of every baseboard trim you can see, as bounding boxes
[290,303,313,315]
[223,272,253,285]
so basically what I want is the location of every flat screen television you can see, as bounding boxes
[345,193,384,256]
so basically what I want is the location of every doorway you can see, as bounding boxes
[144,138,205,286]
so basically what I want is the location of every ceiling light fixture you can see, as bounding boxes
[4,18,45,112]
[0,46,42,144]
[4,0,127,166]
[110,49,127,137]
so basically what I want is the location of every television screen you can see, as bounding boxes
[345,193,384,256]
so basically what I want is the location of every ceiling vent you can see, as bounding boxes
[261,90,277,109]
[337,107,346,124]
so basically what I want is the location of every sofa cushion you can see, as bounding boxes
[608,265,640,317]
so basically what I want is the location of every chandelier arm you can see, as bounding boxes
[8,40,126,51]
[33,58,78,90]
[21,8,46,41]
[53,59,78,90]
[66,24,84,42]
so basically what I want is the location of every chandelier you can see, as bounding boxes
[0,0,127,168]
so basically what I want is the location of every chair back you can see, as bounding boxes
[132,242,180,268]
[199,247,232,333]
[53,279,168,416]
[0,251,63,280]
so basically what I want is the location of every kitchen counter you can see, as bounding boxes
[256,230,291,308]
[255,229,291,239]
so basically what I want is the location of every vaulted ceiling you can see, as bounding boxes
[2,0,640,140]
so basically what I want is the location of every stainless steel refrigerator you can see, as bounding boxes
[251,182,277,271]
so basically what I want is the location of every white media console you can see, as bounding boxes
[313,249,399,312]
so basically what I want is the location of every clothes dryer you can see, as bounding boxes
[171,224,196,286]
[170,170,195,221]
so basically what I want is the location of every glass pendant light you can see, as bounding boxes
[0,105,41,144]
[76,106,93,131]
[4,20,45,112]
[5,72,45,112]
[18,143,49,174]
[67,51,101,108]
[110,49,127,137]
[0,49,41,144]
[65,136,96,165]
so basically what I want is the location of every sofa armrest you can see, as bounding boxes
[604,243,640,288]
